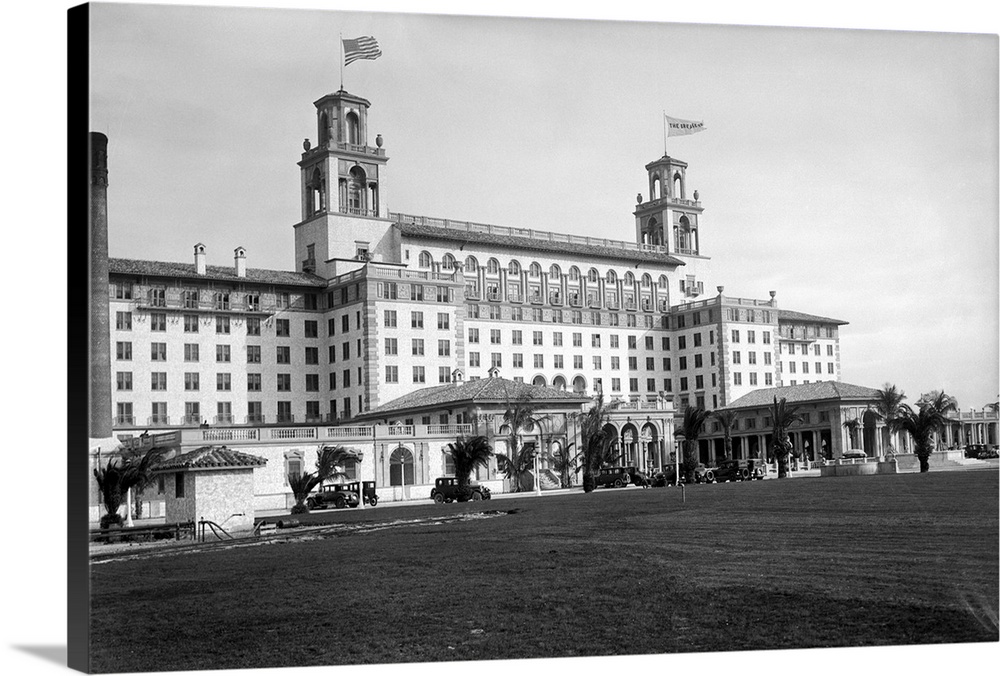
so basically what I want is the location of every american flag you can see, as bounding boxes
[343,36,382,66]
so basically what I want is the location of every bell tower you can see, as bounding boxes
[294,89,392,279]
[634,153,709,298]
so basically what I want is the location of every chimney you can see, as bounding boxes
[451,368,464,383]
[194,243,207,275]
[234,247,246,278]
[89,132,112,438]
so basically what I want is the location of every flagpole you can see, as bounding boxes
[663,110,667,156]
[339,32,344,91]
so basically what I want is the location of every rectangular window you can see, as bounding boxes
[183,314,199,333]
[385,365,399,383]
[573,355,583,369]
[469,352,480,367]
[246,317,260,336]
[611,356,620,370]
[573,333,583,347]
[732,329,740,343]
[342,342,350,360]
[276,346,291,364]
[611,378,621,392]
[116,311,132,330]
[732,351,741,365]
[679,356,688,370]
[305,374,319,392]
[553,332,563,347]
[490,329,501,345]
[304,320,318,338]
[329,372,337,390]
[341,315,350,333]
[764,352,772,365]
[647,378,656,392]
[828,363,835,374]
[680,377,688,391]
[827,344,834,356]
[532,331,543,346]
[593,356,602,370]
[437,313,450,330]
[148,287,166,307]
[749,372,758,385]
[247,373,261,391]
[275,318,289,337]
[492,353,502,368]
[733,372,742,385]
[151,372,167,391]
[277,373,291,391]
[748,330,756,344]
[628,356,638,370]
[629,378,639,392]
[184,372,199,391]
[412,366,426,383]
[610,335,619,349]
[748,352,756,365]
[765,373,773,385]
[663,357,671,370]
[384,310,396,328]
[513,353,524,368]
[216,344,231,363]
[302,347,318,365]
[789,362,796,373]
[802,362,809,374]
[512,331,523,346]
[644,336,654,350]
[646,357,655,370]
[411,312,424,329]
[627,336,637,349]
[150,313,166,332]
[412,339,425,356]
[591,334,601,348]
[217,373,231,391]
[242,345,259,364]
[763,331,771,344]
[438,366,451,383]
[112,281,133,300]
[116,341,132,361]
[384,338,398,356]
[116,372,132,391]
[468,328,479,343]
[554,355,564,369]
[438,340,451,357]
[678,336,686,350]
[695,374,704,389]
[534,354,544,368]
[694,354,703,368]
[150,343,167,361]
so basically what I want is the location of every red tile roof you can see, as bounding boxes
[151,446,267,471]
[724,381,879,410]
[109,258,327,287]
[777,309,848,326]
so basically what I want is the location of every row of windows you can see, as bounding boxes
[113,283,313,312]
[465,305,662,328]
[417,253,671,288]
[115,399,351,425]
[784,362,837,375]
[782,343,836,356]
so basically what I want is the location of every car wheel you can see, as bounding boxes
[334,497,345,509]
[433,493,444,504]
[369,496,378,507]
[614,479,623,488]
[705,471,716,483]
[740,468,750,480]
[306,498,317,510]
[471,491,483,501]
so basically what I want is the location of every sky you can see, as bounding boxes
[0,3,996,676]
[85,2,999,411]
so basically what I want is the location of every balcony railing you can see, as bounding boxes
[148,415,170,426]
[624,301,637,311]
[507,293,523,303]
[529,295,544,305]
[464,288,480,300]
[304,414,325,424]
[487,292,502,302]
[245,414,266,425]
[549,294,563,306]
[568,296,582,307]
[275,414,295,424]
[338,206,379,218]
[425,424,473,435]
[182,415,202,426]
[386,425,414,436]
[214,414,234,425]
[114,415,135,427]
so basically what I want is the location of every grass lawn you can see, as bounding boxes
[89,470,998,673]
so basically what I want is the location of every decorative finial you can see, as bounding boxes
[693,190,699,201]
[636,193,642,204]
[303,138,311,151]
[375,134,383,148]
[717,286,724,295]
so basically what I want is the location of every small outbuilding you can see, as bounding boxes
[151,446,267,534]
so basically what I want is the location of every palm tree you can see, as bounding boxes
[842,417,861,450]
[496,395,549,492]
[446,435,493,498]
[288,445,360,513]
[547,441,577,489]
[712,409,739,460]
[896,404,946,472]
[769,397,803,478]
[679,406,713,483]
[918,390,959,451]
[872,383,907,456]
[577,395,618,492]
[93,450,157,529]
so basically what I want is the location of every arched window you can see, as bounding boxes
[464,256,479,273]
[348,166,366,213]
[307,167,326,216]
[651,173,661,200]
[319,112,330,146]
[552,375,567,392]
[531,374,547,387]
[572,375,587,395]
[418,251,433,268]
[508,260,521,276]
[624,271,635,286]
[389,447,414,486]
[487,258,500,275]
[568,266,580,281]
[549,264,561,279]
[673,171,683,199]
[658,275,669,288]
[641,273,652,287]
[346,111,360,145]
[529,262,542,278]
[588,268,599,283]
[606,270,617,284]
[441,253,456,270]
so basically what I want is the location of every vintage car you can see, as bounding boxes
[307,484,361,510]
[594,466,635,488]
[701,459,767,483]
[430,477,492,503]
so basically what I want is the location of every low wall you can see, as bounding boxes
[820,459,898,477]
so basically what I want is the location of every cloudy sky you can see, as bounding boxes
[86,2,998,410]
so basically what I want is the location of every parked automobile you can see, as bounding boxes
[692,463,712,483]
[704,458,768,482]
[307,484,361,510]
[594,466,633,488]
[650,466,678,487]
[430,477,491,503]
[344,481,379,506]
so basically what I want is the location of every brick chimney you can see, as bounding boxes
[194,243,207,275]
[234,247,246,277]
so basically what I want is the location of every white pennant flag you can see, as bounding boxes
[665,114,706,137]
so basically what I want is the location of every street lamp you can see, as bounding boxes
[673,429,685,483]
